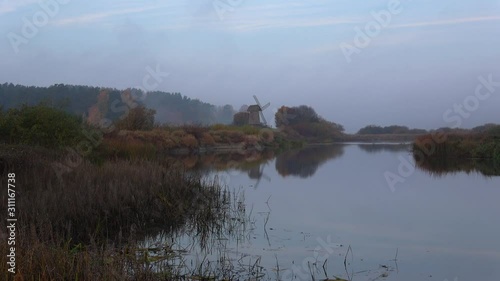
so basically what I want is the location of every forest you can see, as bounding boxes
[0,83,236,125]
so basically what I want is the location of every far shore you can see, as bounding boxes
[165,135,415,155]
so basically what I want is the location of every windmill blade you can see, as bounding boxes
[260,111,268,126]
[253,177,262,189]
[261,102,270,111]
[260,164,271,182]
[262,173,271,182]
[253,95,270,126]
[253,95,271,110]
[253,95,261,106]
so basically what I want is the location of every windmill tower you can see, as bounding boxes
[249,95,270,126]
[247,104,262,125]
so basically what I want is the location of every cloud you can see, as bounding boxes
[0,0,38,14]
[308,15,500,54]
[53,5,166,26]
[226,17,359,32]
[223,1,360,32]
[391,16,500,29]
[154,1,360,32]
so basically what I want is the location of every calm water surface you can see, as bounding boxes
[149,144,500,281]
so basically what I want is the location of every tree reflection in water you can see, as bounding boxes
[275,145,345,178]
[357,143,410,154]
[414,157,500,177]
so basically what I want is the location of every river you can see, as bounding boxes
[144,143,500,281]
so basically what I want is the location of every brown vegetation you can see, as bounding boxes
[412,127,500,176]
[98,123,294,159]
[0,146,232,280]
[275,105,345,142]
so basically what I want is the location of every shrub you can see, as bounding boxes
[486,125,500,137]
[227,131,245,143]
[0,104,84,148]
[171,129,186,138]
[493,142,500,162]
[200,132,216,146]
[245,135,259,146]
[181,134,198,148]
[212,134,223,143]
[182,124,208,138]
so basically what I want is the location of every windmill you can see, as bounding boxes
[252,95,270,126]
[248,162,271,189]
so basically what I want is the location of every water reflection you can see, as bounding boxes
[139,189,261,280]
[146,143,500,280]
[357,143,410,154]
[275,145,345,178]
[173,144,500,181]
[169,150,274,189]
[414,157,500,177]
[174,150,274,172]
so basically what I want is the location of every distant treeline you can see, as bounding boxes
[0,83,236,125]
[430,123,500,134]
[357,124,500,135]
[357,125,427,135]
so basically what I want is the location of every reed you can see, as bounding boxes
[0,146,234,280]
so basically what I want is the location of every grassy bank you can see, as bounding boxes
[97,124,302,160]
[0,146,238,280]
[412,128,500,176]
[413,132,500,162]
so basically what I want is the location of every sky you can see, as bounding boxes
[1,0,499,132]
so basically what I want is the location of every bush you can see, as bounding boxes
[200,132,216,146]
[227,131,245,143]
[493,142,500,162]
[171,129,186,138]
[0,104,84,148]
[181,134,198,148]
[182,124,208,138]
[486,125,500,137]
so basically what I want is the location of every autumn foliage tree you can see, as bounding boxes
[115,105,156,131]
[275,105,344,140]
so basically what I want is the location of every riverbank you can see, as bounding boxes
[413,132,500,162]
[0,145,244,280]
[412,129,500,176]
[95,125,303,160]
[95,130,416,161]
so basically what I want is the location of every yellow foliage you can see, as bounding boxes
[181,134,198,148]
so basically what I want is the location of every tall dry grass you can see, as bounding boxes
[0,146,231,280]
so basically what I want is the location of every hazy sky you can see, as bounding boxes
[1,0,499,132]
